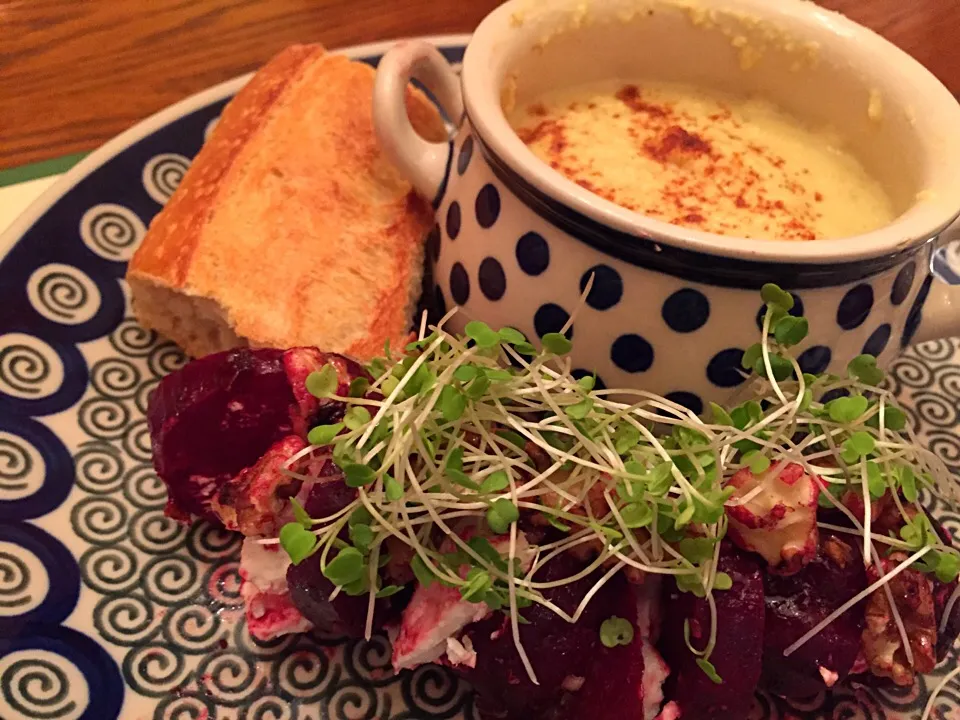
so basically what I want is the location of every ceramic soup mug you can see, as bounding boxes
[373,0,960,412]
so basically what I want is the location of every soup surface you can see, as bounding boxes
[508,81,894,241]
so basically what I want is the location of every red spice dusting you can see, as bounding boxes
[515,83,824,240]
[615,84,668,117]
[643,125,713,163]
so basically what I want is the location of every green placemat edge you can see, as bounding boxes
[0,152,89,188]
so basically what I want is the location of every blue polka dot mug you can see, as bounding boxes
[373,0,960,412]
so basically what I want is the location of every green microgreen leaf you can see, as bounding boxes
[343,463,376,488]
[713,572,733,591]
[899,466,918,503]
[466,320,501,349]
[754,353,793,381]
[440,385,467,422]
[846,431,876,457]
[308,422,344,446]
[460,567,493,602]
[454,365,479,382]
[513,342,537,356]
[349,523,374,551]
[466,375,491,399]
[447,468,481,491]
[348,377,370,398]
[761,283,794,311]
[411,554,435,588]
[349,506,373,527]
[290,498,312,528]
[566,397,593,420]
[384,474,404,501]
[934,552,960,583]
[306,364,339,399]
[743,450,771,474]
[709,402,734,426]
[696,658,723,684]
[279,522,318,565]
[577,374,596,391]
[498,327,527,345]
[678,537,718,563]
[675,502,695,528]
[343,406,371,431]
[827,395,869,423]
[468,537,508,571]
[544,513,572,532]
[487,498,519,534]
[496,429,526,449]
[774,315,809,347]
[848,354,885,386]
[480,470,510,494]
[741,343,763,370]
[648,462,675,497]
[619,502,654,528]
[613,424,641,454]
[599,616,635,648]
[541,332,572,355]
[376,584,404,598]
[866,461,885,498]
[323,547,365,586]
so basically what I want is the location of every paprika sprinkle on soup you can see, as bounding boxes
[508,80,894,241]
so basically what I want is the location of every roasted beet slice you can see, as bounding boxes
[286,554,396,636]
[557,579,652,720]
[761,532,866,698]
[660,544,764,720]
[456,554,628,720]
[148,348,298,521]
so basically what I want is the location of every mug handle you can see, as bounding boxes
[373,40,465,202]
[914,224,960,344]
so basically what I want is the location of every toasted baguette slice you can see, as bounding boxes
[128,44,445,360]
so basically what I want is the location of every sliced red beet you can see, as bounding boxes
[557,579,649,720]
[147,348,298,521]
[455,554,626,720]
[660,544,764,720]
[286,554,394,636]
[760,532,866,698]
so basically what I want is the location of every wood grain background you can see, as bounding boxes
[2,0,959,169]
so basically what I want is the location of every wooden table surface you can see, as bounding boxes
[2,0,959,170]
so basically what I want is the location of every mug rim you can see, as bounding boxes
[460,0,960,266]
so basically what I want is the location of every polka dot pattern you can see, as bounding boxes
[862,324,892,357]
[478,257,506,301]
[610,334,654,373]
[457,136,474,176]
[475,184,501,229]
[534,303,573,339]
[662,288,710,333]
[425,224,440,264]
[797,345,832,375]
[449,262,469,305]
[516,232,550,276]
[901,274,934,348]
[836,284,874,330]
[706,348,747,388]
[665,391,703,416]
[890,261,915,306]
[446,201,461,240]
[580,265,623,311]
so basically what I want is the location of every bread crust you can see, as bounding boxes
[128,44,445,360]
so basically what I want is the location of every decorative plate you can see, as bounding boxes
[1,35,958,720]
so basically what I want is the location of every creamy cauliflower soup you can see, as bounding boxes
[508,81,894,241]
